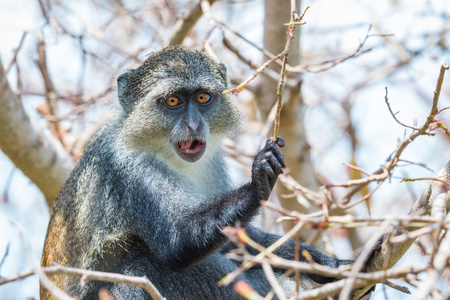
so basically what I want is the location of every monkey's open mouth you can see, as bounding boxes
[174,138,206,162]
[178,139,205,154]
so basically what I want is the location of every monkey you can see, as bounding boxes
[41,45,376,300]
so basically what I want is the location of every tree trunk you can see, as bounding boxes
[0,58,74,207]
[258,0,319,236]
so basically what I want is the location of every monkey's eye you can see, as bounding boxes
[196,92,212,104]
[165,96,181,107]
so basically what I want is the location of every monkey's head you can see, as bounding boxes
[116,46,243,165]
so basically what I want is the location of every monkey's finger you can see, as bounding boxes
[275,137,285,148]
[261,160,277,178]
[266,142,286,169]
[265,137,285,148]
[259,139,285,169]
[265,137,275,147]
[266,154,284,176]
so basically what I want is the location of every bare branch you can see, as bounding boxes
[222,35,296,87]
[288,25,393,73]
[218,221,305,286]
[337,63,449,207]
[339,222,390,300]
[4,32,27,74]
[327,167,389,188]
[0,243,10,272]
[36,33,65,144]
[343,162,371,176]
[167,0,215,46]
[0,264,166,300]
[410,228,450,299]
[222,47,293,94]
[351,161,450,298]
[384,87,419,130]
[0,58,74,205]
[273,6,305,143]
[262,262,287,300]
[10,221,74,300]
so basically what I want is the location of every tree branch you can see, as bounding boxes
[167,0,215,46]
[0,265,166,300]
[351,161,450,299]
[0,57,74,206]
[36,33,65,144]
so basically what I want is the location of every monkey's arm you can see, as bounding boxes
[134,138,285,270]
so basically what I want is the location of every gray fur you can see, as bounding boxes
[41,46,364,300]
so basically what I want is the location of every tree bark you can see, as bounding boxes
[0,58,74,207]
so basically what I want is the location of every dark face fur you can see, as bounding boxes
[116,46,242,165]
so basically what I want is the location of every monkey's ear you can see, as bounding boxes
[218,63,229,85]
[117,72,134,113]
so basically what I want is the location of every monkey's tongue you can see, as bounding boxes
[179,139,205,153]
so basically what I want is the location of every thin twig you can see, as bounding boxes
[222,49,292,94]
[222,35,296,87]
[0,243,10,272]
[208,17,280,64]
[5,32,27,74]
[222,7,308,95]
[228,253,427,282]
[389,223,445,244]
[338,64,449,206]
[262,263,287,300]
[218,221,304,286]
[10,221,74,300]
[0,264,166,300]
[288,25,393,73]
[294,223,300,293]
[401,177,450,186]
[397,159,434,173]
[343,162,371,176]
[327,167,389,188]
[339,222,390,300]
[273,6,308,142]
[384,87,419,130]
[384,280,411,294]
[338,180,383,210]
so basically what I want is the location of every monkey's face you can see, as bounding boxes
[163,90,212,163]
[151,82,241,164]
[116,46,243,166]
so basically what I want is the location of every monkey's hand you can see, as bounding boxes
[251,137,286,201]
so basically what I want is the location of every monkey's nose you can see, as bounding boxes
[184,106,201,132]
[185,118,200,132]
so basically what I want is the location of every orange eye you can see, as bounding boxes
[196,92,212,104]
[165,96,181,107]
